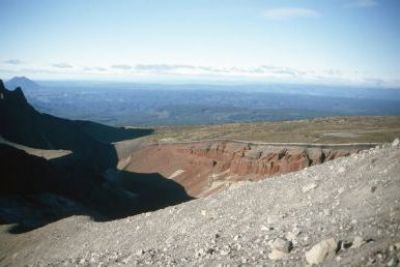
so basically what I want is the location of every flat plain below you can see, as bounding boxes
[136,116,400,145]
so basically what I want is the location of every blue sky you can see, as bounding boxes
[0,0,399,86]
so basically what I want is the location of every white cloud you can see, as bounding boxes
[127,64,305,80]
[83,66,107,72]
[111,64,132,70]
[3,59,23,65]
[263,8,320,21]
[1,61,397,87]
[52,63,73,69]
[347,0,378,8]
[102,63,395,86]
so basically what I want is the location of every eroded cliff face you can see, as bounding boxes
[121,141,359,198]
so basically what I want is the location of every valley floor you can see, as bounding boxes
[142,116,400,144]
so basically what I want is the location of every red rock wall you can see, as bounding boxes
[123,141,358,197]
[183,142,354,177]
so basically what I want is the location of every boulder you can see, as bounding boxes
[305,238,337,265]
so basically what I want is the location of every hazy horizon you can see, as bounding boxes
[6,76,400,91]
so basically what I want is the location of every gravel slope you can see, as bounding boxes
[1,142,399,266]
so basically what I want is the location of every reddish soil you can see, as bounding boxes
[121,141,360,198]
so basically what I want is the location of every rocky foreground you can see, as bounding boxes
[1,141,400,266]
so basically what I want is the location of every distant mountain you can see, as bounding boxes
[5,76,40,91]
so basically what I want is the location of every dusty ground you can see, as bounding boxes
[140,116,400,144]
[1,141,399,266]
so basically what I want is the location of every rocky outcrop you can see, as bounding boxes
[183,142,354,177]
[123,141,360,197]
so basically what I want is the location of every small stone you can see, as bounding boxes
[268,249,287,261]
[286,228,301,241]
[302,183,317,193]
[305,238,337,265]
[338,167,346,174]
[270,238,293,253]
[136,249,145,256]
[195,248,205,258]
[386,255,399,267]
[392,138,399,147]
[201,210,207,216]
[121,255,132,264]
[338,187,345,194]
[351,236,365,249]
[220,249,230,256]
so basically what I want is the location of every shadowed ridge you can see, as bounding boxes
[0,79,153,149]
[0,79,192,233]
[0,79,4,91]
[75,120,154,144]
[0,80,39,148]
[0,79,100,150]
[0,81,28,104]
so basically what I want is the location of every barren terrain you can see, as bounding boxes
[1,141,399,266]
[1,80,400,266]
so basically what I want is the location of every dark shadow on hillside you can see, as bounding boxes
[0,79,192,234]
[0,194,98,234]
[75,120,154,144]
[83,170,193,221]
[0,139,192,234]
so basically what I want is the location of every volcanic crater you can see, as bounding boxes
[118,141,364,197]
